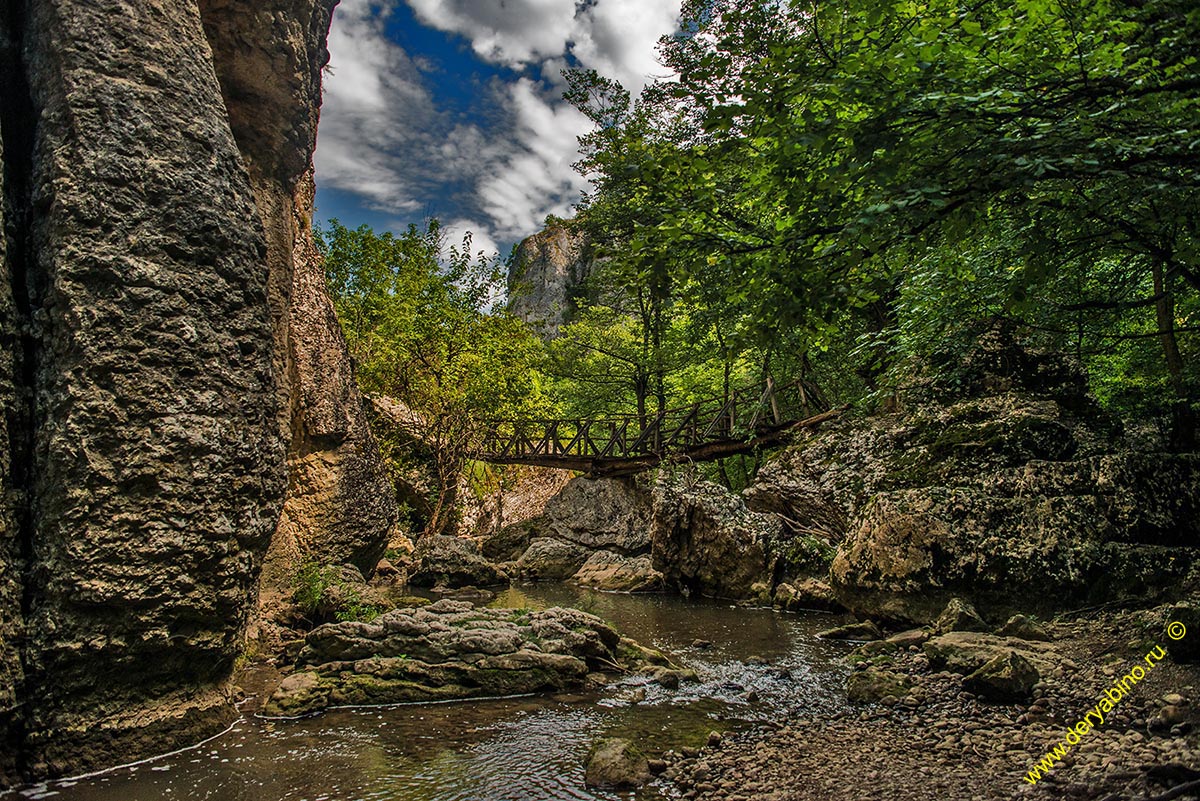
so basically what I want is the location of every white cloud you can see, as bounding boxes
[476,79,592,240]
[315,0,682,252]
[406,0,579,67]
[316,0,446,211]
[572,0,683,93]
[442,218,503,261]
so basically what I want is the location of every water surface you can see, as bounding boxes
[13,585,852,801]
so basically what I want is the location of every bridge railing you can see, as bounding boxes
[475,377,827,462]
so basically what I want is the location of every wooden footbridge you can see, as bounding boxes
[474,378,841,476]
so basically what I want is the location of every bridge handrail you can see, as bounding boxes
[472,376,829,464]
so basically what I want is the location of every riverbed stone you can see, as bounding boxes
[818,621,884,641]
[936,598,988,633]
[847,668,913,704]
[516,537,591,581]
[585,738,652,789]
[963,651,1040,702]
[997,614,1051,641]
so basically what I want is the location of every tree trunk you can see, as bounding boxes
[1153,260,1195,450]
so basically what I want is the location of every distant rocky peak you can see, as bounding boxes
[507,223,591,338]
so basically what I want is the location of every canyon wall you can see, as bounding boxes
[0,0,394,784]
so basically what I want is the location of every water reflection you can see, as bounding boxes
[11,585,851,801]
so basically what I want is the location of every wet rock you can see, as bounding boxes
[651,476,777,599]
[572,550,664,593]
[773,579,844,612]
[997,614,1051,641]
[516,537,591,581]
[847,668,914,704]
[818,621,884,641]
[264,671,327,718]
[585,738,651,789]
[265,603,673,716]
[936,598,988,634]
[408,536,508,588]
[432,585,495,604]
[963,651,1040,702]
[692,639,714,649]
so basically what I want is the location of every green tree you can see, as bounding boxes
[319,219,552,535]
[573,0,1200,445]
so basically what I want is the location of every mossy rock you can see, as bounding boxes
[846,668,913,704]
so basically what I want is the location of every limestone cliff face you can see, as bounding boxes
[508,224,590,337]
[200,0,395,580]
[0,0,394,783]
[749,330,1200,622]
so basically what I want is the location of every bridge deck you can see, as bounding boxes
[473,379,838,476]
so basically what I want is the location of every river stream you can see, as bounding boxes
[13,585,852,801]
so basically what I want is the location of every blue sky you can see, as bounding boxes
[313,0,683,259]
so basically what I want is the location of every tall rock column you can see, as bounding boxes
[0,0,396,784]
[17,0,286,778]
[0,26,26,776]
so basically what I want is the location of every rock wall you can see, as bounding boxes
[507,224,590,338]
[750,331,1200,622]
[0,0,394,784]
[0,21,24,774]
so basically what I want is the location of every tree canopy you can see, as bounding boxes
[565,0,1200,445]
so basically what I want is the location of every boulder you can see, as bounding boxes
[963,651,1040,702]
[572,551,664,593]
[886,628,931,649]
[818,621,884,641]
[515,537,591,581]
[543,476,653,553]
[407,536,508,588]
[264,602,673,716]
[997,614,1051,642]
[923,631,1064,675]
[651,477,777,598]
[936,598,988,634]
[584,738,651,789]
[847,668,913,704]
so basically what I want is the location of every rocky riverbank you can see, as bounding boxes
[663,601,1200,801]
[263,599,686,717]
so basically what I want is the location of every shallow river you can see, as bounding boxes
[13,585,852,801]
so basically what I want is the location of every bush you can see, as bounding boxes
[292,562,385,624]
